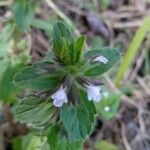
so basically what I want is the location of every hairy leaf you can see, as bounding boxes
[52,21,74,62]
[14,63,63,90]
[0,63,24,103]
[84,48,120,77]
[14,96,53,128]
[74,36,86,62]
[47,125,60,149]
[60,91,96,141]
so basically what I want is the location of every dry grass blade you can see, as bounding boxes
[121,123,132,150]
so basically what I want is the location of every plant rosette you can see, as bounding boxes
[13,21,120,143]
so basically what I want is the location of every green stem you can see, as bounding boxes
[115,16,150,86]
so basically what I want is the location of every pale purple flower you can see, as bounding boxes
[93,55,108,64]
[86,84,102,102]
[51,87,68,107]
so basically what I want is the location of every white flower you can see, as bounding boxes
[51,87,68,107]
[104,106,110,112]
[86,84,102,102]
[102,92,109,98]
[93,55,108,64]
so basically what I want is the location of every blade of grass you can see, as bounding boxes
[115,16,150,86]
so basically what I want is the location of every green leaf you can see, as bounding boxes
[60,91,96,141]
[21,134,50,150]
[95,93,120,120]
[14,63,63,90]
[52,21,74,57]
[57,140,83,150]
[0,63,24,103]
[84,48,120,77]
[14,96,53,128]
[60,38,70,64]
[0,24,15,77]
[26,136,49,150]
[60,105,81,141]
[74,36,86,63]
[12,137,22,150]
[12,134,50,150]
[95,140,118,150]
[47,124,83,150]
[12,0,36,32]
[80,91,96,122]
[47,125,60,149]
[99,0,111,9]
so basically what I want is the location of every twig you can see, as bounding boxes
[121,123,132,150]
[136,76,150,96]
[105,75,139,108]
[0,0,13,6]
[92,0,99,11]
[106,76,150,118]
[0,127,5,150]
[3,104,16,130]
[44,0,80,35]
[58,0,87,16]
[129,49,145,81]
[118,6,141,12]
[113,20,143,29]
[138,108,146,135]
[131,134,150,147]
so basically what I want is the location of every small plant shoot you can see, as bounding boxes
[13,21,120,147]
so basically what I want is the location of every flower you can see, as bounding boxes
[102,92,109,98]
[86,84,102,102]
[51,87,68,107]
[93,55,108,64]
[104,106,110,112]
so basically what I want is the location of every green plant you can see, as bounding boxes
[0,23,29,104]
[13,21,120,148]
[12,0,37,32]
[99,0,111,9]
[94,92,120,120]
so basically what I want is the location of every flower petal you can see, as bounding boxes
[86,84,102,102]
[87,91,93,101]
[53,98,64,107]
[51,86,68,107]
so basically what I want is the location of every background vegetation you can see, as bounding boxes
[0,0,150,150]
